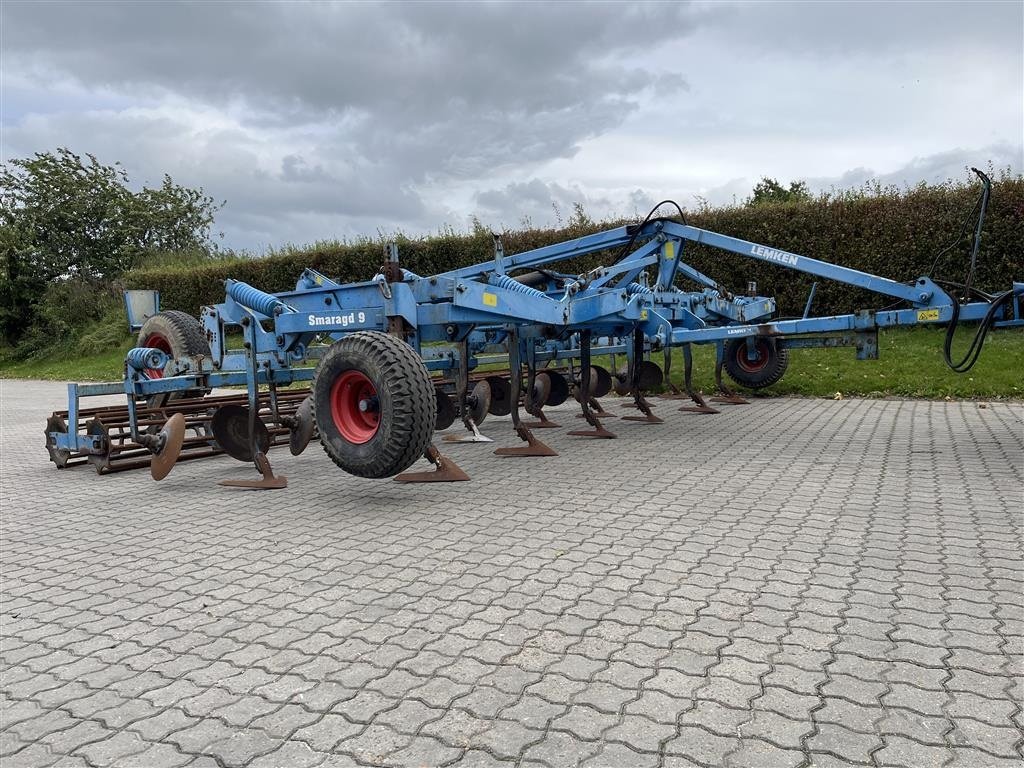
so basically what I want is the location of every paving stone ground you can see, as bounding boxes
[1,378,1022,768]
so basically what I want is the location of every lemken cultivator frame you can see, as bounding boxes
[45,170,1023,488]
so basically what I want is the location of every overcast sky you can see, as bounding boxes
[2,1,1022,251]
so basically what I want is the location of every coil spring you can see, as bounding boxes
[626,282,653,295]
[126,347,169,372]
[491,273,548,299]
[227,279,285,317]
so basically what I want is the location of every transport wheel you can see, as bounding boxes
[137,310,212,402]
[724,338,789,389]
[312,332,436,478]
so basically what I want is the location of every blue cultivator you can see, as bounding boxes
[45,169,1023,488]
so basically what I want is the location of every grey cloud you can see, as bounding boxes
[472,179,661,231]
[2,108,430,249]
[6,2,699,108]
[806,143,1024,192]
[4,1,695,180]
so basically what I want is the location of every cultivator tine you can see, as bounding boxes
[621,331,664,424]
[568,331,617,439]
[659,346,687,399]
[621,398,663,423]
[494,334,557,458]
[444,341,494,442]
[522,409,560,429]
[394,444,470,482]
[495,424,559,457]
[576,397,616,418]
[219,451,287,489]
[711,342,749,405]
[678,343,720,414]
[442,422,493,442]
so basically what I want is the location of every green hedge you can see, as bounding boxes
[125,179,1023,319]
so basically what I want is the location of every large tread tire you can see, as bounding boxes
[137,311,212,402]
[312,331,436,479]
[724,338,789,389]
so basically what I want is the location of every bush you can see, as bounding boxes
[124,176,1023,320]
[10,279,128,361]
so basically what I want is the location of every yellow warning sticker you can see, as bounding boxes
[664,242,674,261]
[917,309,940,321]
[640,309,649,320]
[482,292,498,307]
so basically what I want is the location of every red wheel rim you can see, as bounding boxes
[143,333,172,378]
[330,370,380,444]
[734,339,771,373]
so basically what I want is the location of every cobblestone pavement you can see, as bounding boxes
[2,379,1022,768]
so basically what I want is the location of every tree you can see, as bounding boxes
[0,148,222,343]
[746,177,811,207]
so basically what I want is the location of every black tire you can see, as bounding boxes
[312,331,436,478]
[137,310,211,402]
[724,338,789,389]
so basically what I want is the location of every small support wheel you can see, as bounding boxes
[723,338,789,389]
[312,331,436,478]
[137,310,212,403]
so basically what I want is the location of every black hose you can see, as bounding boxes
[616,200,687,263]
[942,288,1014,373]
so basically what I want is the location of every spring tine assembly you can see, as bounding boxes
[587,396,616,418]
[621,331,664,424]
[678,343,720,414]
[443,340,494,442]
[494,334,557,457]
[568,331,616,439]
[711,341,750,405]
[659,345,687,399]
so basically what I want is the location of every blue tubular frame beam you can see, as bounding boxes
[657,222,948,307]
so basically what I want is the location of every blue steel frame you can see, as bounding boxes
[51,219,1023,456]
